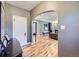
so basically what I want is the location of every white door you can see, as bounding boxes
[13,15,27,46]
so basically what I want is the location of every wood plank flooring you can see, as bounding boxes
[22,35,58,57]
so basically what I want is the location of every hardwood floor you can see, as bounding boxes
[22,35,58,57]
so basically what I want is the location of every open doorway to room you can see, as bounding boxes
[32,21,37,43]
[22,11,58,57]
[32,11,58,43]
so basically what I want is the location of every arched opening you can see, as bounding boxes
[31,10,58,56]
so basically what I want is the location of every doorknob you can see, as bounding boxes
[24,33,26,36]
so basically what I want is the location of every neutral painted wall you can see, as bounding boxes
[4,3,31,42]
[31,1,57,19]
[1,2,5,38]
[57,2,79,57]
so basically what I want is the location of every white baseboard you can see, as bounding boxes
[27,42,32,45]
[27,42,36,45]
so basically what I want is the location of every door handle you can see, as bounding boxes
[24,33,26,36]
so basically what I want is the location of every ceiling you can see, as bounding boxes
[35,12,58,23]
[6,1,40,11]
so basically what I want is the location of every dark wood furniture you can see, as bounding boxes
[49,30,58,40]
[49,33,58,40]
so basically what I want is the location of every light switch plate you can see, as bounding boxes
[60,25,65,30]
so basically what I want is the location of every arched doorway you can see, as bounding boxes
[31,10,58,56]
[32,11,58,43]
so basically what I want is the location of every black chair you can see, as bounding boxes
[0,35,23,57]
[0,35,9,57]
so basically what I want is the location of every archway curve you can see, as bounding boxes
[32,10,56,20]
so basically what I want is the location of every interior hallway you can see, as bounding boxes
[22,35,58,57]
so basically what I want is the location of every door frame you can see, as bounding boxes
[0,2,1,41]
[13,15,27,46]
[32,20,37,44]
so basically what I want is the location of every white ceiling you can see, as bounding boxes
[35,12,58,23]
[6,1,40,11]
